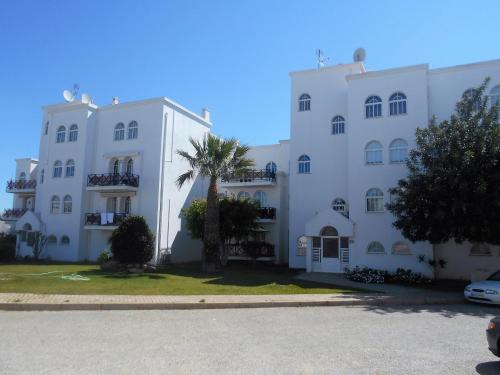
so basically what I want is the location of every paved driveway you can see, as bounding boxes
[1,304,500,374]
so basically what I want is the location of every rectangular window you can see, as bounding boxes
[367,197,384,212]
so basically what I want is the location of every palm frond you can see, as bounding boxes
[176,170,195,188]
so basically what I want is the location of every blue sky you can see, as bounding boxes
[0,0,499,210]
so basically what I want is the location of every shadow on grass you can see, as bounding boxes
[79,262,351,291]
[356,302,500,318]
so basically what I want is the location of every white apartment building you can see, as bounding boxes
[5,55,500,279]
[7,96,211,263]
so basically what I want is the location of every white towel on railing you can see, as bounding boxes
[100,213,107,225]
[107,212,114,224]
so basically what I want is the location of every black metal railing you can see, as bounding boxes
[2,208,28,219]
[6,179,36,191]
[257,207,276,220]
[85,212,128,226]
[87,173,139,188]
[221,169,276,183]
[226,241,275,258]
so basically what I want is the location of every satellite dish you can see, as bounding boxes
[63,90,74,102]
[353,48,366,62]
[81,93,91,104]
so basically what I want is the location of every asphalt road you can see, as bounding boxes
[1,304,500,375]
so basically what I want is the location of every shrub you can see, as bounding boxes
[0,233,16,261]
[109,216,154,264]
[96,250,111,265]
[345,266,431,285]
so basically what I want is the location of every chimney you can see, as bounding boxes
[202,107,210,122]
[112,97,119,105]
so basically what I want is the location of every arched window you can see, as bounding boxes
[68,124,78,142]
[44,121,49,135]
[253,191,267,207]
[392,241,411,255]
[298,154,311,174]
[112,159,120,175]
[389,92,407,116]
[331,198,347,213]
[126,159,134,175]
[296,236,307,256]
[53,161,63,178]
[320,226,338,236]
[366,188,384,212]
[65,159,75,177]
[367,241,385,254]
[237,191,250,200]
[124,197,131,215]
[46,235,57,244]
[365,96,382,118]
[114,123,125,141]
[490,85,500,107]
[40,169,44,184]
[19,172,26,181]
[265,162,277,174]
[365,141,383,164]
[56,126,66,143]
[63,195,72,213]
[464,88,481,111]
[389,139,408,163]
[298,94,311,112]
[60,235,70,245]
[470,243,491,256]
[50,196,60,214]
[127,121,138,139]
[331,115,345,134]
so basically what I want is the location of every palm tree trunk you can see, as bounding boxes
[203,175,221,272]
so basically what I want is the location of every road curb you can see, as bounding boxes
[0,295,466,311]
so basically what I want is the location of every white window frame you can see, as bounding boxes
[68,124,78,142]
[297,236,307,256]
[53,161,63,178]
[366,188,384,213]
[50,196,60,214]
[298,155,311,174]
[389,92,407,116]
[365,141,383,165]
[331,198,347,213]
[298,94,311,112]
[127,121,138,139]
[331,115,345,135]
[63,195,72,214]
[114,123,125,141]
[367,241,385,254]
[56,126,66,143]
[253,190,267,207]
[265,162,277,174]
[365,95,382,118]
[237,191,250,200]
[65,159,75,177]
[389,139,408,163]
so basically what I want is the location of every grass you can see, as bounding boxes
[0,262,355,295]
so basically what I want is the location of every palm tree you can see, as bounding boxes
[176,134,254,271]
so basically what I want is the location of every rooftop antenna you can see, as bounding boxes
[316,49,329,69]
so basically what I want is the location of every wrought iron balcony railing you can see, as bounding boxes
[257,207,276,220]
[87,173,139,188]
[226,241,275,258]
[85,212,128,226]
[221,169,276,183]
[2,208,28,219]
[6,179,36,191]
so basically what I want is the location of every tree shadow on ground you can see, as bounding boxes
[476,361,500,374]
[356,303,500,318]
[78,270,166,280]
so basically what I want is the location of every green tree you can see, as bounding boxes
[110,216,154,264]
[183,197,260,265]
[388,79,500,245]
[176,134,254,271]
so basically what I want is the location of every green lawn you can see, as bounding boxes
[0,262,354,295]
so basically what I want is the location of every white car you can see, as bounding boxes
[464,271,500,304]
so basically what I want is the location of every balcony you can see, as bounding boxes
[6,179,36,194]
[257,207,276,222]
[84,212,128,230]
[226,241,275,261]
[87,173,139,193]
[1,208,28,220]
[220,169,276,187]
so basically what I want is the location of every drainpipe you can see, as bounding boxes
[156,112,169,263]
